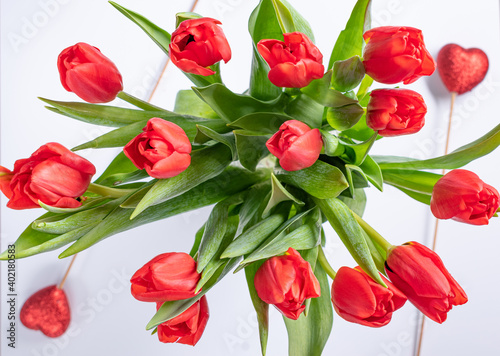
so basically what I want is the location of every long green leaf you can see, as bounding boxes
[382,169,442,194]
[245,261,269,356]
[313,197,385,285]
[275,160,349,199]
[374,123,500,170]
[283,261,333,356]
[328,0,372,69]
[58,167,270,257]
[131,144,233,219]
[192,84,284,123]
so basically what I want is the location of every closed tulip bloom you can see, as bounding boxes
[258,32,324,88]
[124,118,192,179]
[363,26,435,84]
[131,252,201,303]
[170,17,231,76]
[431,169,499,225]
[254,248,320,320]
[0,143,95,210]
[331,266,407,327]
[366,89,427,137]
[385,242,468,324]
[156,296,209,346]
[58,42,123,103]
[266,120,323,171]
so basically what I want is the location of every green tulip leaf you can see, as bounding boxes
[37,196,110,214]
[245,261,269,356]
[374,123,500,170]
[320,130,345,157]
[234,130,271,171]
[341,114,377,142]
[131,144,233,219]
[190,224,205,258]
[97,169,150,187]
[192,84,284,123]
[285,94,324,129]
[359,155,383,191]
[313,197,385,286]
[326,103,365,131]
[332,56,366,92]
[229,112,290,134]
[382,169,442,195]
[275,160,349,199]
[197,195,245,273]
[119,181,156,209]
[328,0,372,69]
[195,125,237,160]
[283,261,333,356]
[174,89,219,119]
[301,72,359,108]
[175,12,202,28]
[94,151,138,185]
[58,167,270,258]
[392,186,432,205]
[357,76,374,101]
[263,174,304,216]
[342,132,377,166]
[196,215,240,292]
[338,188,367,217]
[221,206,289,259]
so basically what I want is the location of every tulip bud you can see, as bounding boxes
[57,42,123,103]
[331,266,407,327]
[124,118,192,179]
[431,169,500,225]
[170,17,232,76]
[266,120,323,171]
[366,89,427,136]
[385,241,468,323]
[130,252,201,302]
[362,26,435,85]
[0,143,96,210]
[254,248,320,320]
[156,296,209,346]
[258,32,324,88]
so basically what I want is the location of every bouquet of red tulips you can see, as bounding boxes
[1,0,499,354]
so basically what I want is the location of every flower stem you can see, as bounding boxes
[116,91,164,111]
[318,245,337,279]
[87,183,136,198]
[352,212,393,252]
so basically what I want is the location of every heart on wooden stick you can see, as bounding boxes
[437,44,489,94]
[20,285,71,338]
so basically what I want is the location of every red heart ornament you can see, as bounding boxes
[437,44,489,95]
[20,285,71,338]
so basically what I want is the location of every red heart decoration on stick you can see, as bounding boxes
[20,285,71,338]
[437,44,489,95]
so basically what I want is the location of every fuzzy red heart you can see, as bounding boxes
[20,285,71,338]
[437,44,489,95]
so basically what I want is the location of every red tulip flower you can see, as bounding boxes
[124,118,192,179]
[258,32,324,88]
[266,120,323,171]
[254,248,320,320]
[331,266,407,327]
[170,17,232,76]
[57,42,123,103]
[156,296,209,346]
[385,242,468,324]
[0,143,95,210]
[431,169,499,225]
[366,89,427,137]
[131,252,201,302]
[363,26,435,84]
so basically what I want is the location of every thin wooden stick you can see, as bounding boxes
[58,254,78,290]
[415,91,457,356]
[146,0,200,102]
